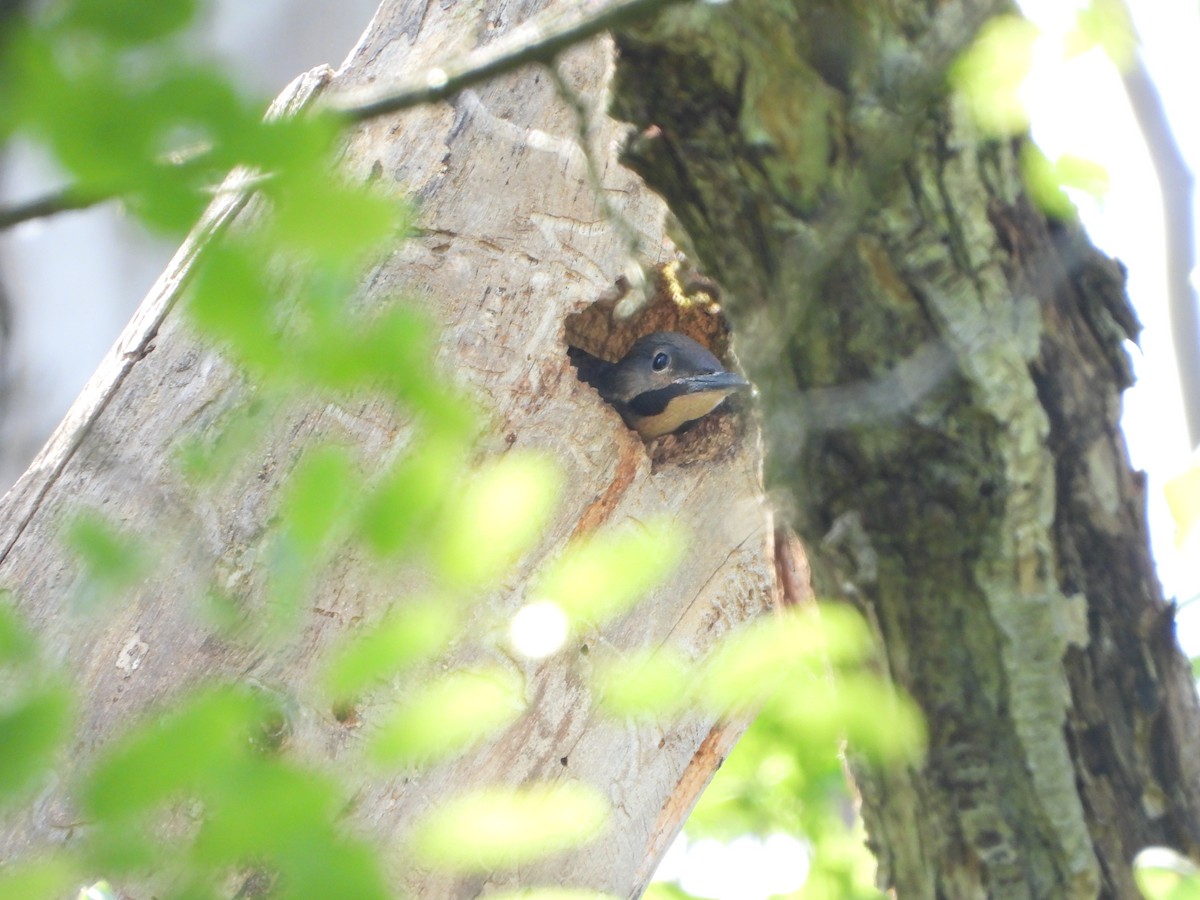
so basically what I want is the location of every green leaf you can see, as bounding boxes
[951,14,1039,136]
[1166,465,1200,550]
[60,0,199,44]
[766,672,925,765]
[412,783,609,872]
[486,891,620,900]
[357,440,463,557]
[266,179,402,263]
[1073,0,1137,69]
[64,512,147,608]
[0,859,80,900]
[594,649,692,718]
[324,599,458,697]
[188,242,283,373]
[239,114,340,175]
[1022,144,1101,221]
[535,520,684,626]
[273,838,391,900]
[0,686,72,804]
[83,688,268,820]
[435,454,561,590]
[1134,847,1200,900]
[0,597,35,664]
[698,605,872,713]
[195,760,342,863]
[371,668,525,766]
[278,445,358,555]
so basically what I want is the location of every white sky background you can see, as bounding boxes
[1016,0,1200,632]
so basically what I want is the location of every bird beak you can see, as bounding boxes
[677,371,751,395]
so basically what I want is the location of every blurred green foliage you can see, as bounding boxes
[0,600,73,810]
[1136,849,1200,900]
[411,783,610,873]
[950,4,1127,222]
[951,14,1038,136]
[64,513,147,610]
[0,0,925,897]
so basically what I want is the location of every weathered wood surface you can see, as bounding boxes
[0,1,775,895]
[610,0,1200,896]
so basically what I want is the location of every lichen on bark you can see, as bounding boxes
[611,0,1200,896]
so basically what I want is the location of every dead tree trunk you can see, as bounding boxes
[0,1,775,896]
[611,0,1200,896]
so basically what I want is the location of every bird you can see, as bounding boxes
[568,331,751,439]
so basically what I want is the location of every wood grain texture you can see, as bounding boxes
[0,2,776,895]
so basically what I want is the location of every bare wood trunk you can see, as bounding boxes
[611,0,1200,896]
[0,1,775,895]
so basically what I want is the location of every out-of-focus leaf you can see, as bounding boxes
[266,179,400,263]
[274,838,391,900]
[83,687,268,820]
[486,891,620,900]
[951,14,1038,135]
[536,520,683,626]
[1022,144,1109,220]
[1072,0,1136,69]
[0,686,71,803]
[435,454,561,590]
[0,859,80,900]
[278,446,357,555]
[266,446,359,624]
[176,397,272,486]
[324,599,458,697]
[1166,465,1200,550]
[371,669,525,766]
[64,512,147,608]
[188,242,283,373]
[80,818,166,875]
[594,649,692,717]
[766,672,925,765]
[0,597,35,664]
[1134,847,1200,900]
[643,884,694,900]
[297,304,426,394]
[195,760,341,863]
[59,0,198,44]
[412,783,609,872]
[1054,153,1109,198]
[698,605,872,713]
[240,114,339,175]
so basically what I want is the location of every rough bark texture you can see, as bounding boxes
[610,0,1200,897]
[0,2,775,896]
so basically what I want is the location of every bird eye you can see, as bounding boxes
[651,351,670,371]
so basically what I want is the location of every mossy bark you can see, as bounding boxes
[612,1,1200,896]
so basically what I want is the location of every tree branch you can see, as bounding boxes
[0,0,691,231]
[1121,52,1200,449]
[333,0,691,121]
[0,186,111,230]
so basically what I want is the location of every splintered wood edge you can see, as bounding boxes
[0,66,335,560]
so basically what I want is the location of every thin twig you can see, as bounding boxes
[333,0,690,122]
[0,186,112,230]
[0,0,691,231]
